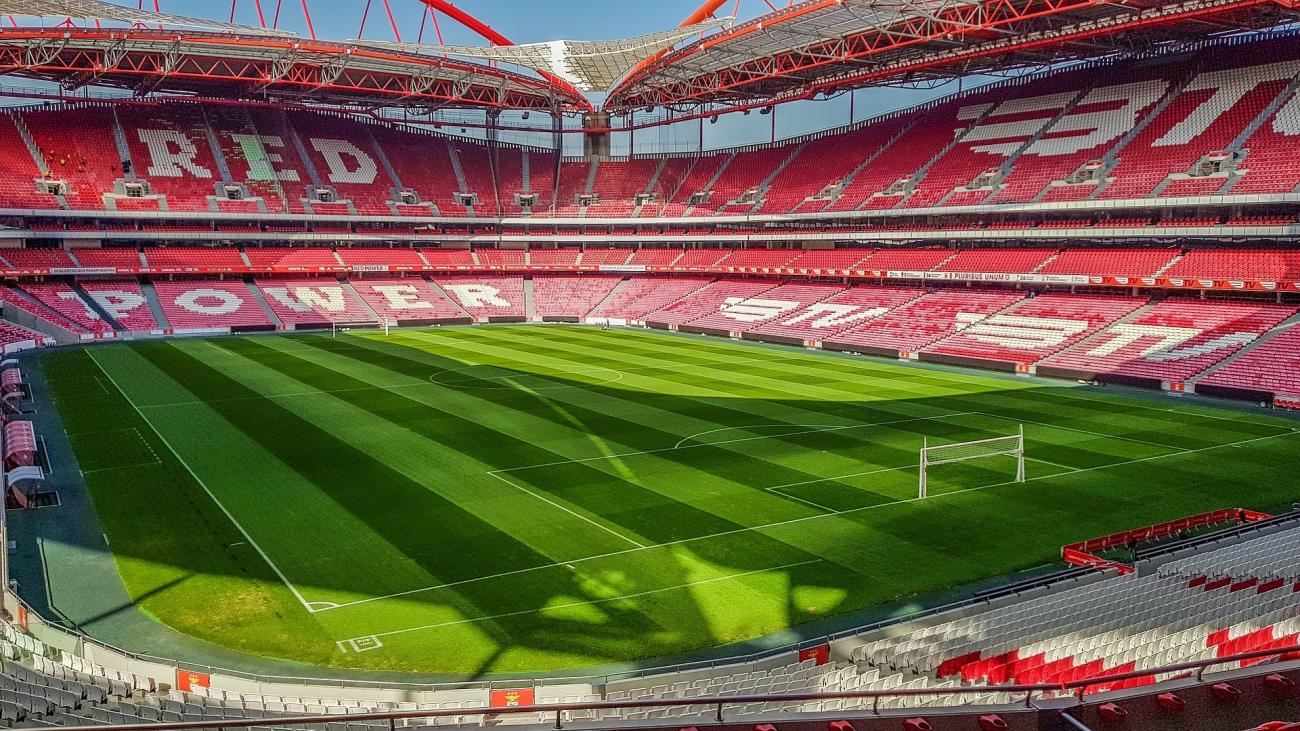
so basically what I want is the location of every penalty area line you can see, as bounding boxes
[316,428,1297,615]
[486,471,647,548]
[85,349,321,616]
[337,559,823,647]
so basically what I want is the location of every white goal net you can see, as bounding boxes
[919,426,1024,499]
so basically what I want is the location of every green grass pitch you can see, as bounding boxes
[39,325,1300,676]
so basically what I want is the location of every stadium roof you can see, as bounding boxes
[355,18,732,93]
[0,0,292,34]
[0,27,589,111]
[606,0,1300,112]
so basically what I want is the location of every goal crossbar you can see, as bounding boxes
[919,425,1024,499]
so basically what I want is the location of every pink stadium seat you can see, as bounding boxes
[748,286,928,342]
[79,279,160,331]
[255,278,375,325]
[925,293,1146,365]
[153,280,273,330]
[628,248,685,267]
[586,276,712,323]
[825,290,1027,355]
[476,249,528,270]
[1199,325,1300,399]
[685,282,846,333]
[349,278,467,323]
[16,282,114,334]
[1041,300,1298,383]
[530,275,622,318]
[718,249,802,271]
[431,275,526,320]
[643,279,777,326]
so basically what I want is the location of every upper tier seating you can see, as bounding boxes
[350,278,467,323]
[1198,323,1300,399]
[1099,40,1300,199]
[925,293,1147,365]
[528,249,582,269]
[334,247,426,270]
[78,279,160,331]
[670,250,731,269]
[476,249,528,269]
[1037,249,1181,277]
[1040,299,1298,383]
[253,278,375,325]
[644,279,778,326]
[1162,249,1300,282]
[6,37,1300,221]
[418,248,476,269]
[116,105,223,212]
[144,247,245,272]
[431,275,526,320]
[73,247,144,271]
[150,281,274,330]
[935,249,1058,274]
[825,290,1027,355]
[530,275,622,319]
[286,113,395,215]
[245,247,341,269]
[586,276,712,323]
[628,248,684,267]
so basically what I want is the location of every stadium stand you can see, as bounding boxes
[531,275,623,319]
[1039,299,1298,383]
[825,290,1028,356]
[143,246,245,272]
[78,280,160,332]
[431,275,527,320]
[1036,248,1182,277]
[586,276,713,324]
[255,278,375,326]
[924,293,1147,365]
[746,286,928,342]
[645,279,778,326]
[1198,322,1300,402]
[18,283,115,335]
[151,280,274,331]
[350,278,468,323]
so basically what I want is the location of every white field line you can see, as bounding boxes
[975,411,1185,451]
[486,471,647,549]
[492,411,981,474]
[85,350,320,615]
[766,488,838,513]
[339,559,823,645]
[316,428,1297,616]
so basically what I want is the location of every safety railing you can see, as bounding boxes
[46,644,1300,731]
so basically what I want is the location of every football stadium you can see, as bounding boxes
[0,0,1294,729]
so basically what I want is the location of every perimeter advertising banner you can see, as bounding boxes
[489,688,535,708]
[176,670,210,692]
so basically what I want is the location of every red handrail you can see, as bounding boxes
[45,644,1300,731]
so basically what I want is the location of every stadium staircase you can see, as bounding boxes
[880,102,999,210]
[445,141,474,216]
[973,84,1095,206]
[341,280,384,323]
[107,108,135,183]
[1085,62,1204,201]
[749,142,807,213]
[522,277,537,320]
[1217,73,1300,194]
[682,154,735,216]
[244,280,283,327]
[425,278,474,319]
[138,282,170,330]
[1189,310,1300,388]
[70,282,123,332]
[820,117,919,212]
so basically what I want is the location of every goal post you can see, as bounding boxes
[919,425,1024,499]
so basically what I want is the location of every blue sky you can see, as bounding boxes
[107,1,979,152]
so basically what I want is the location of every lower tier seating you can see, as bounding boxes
[254,278,376,325]
[1197,323,1300,399]
[644,280,779,327]
[825,290,1027,355]
[151,280,274,330]
[530,275,622,319]
[1040,300,1298,383]
[349,278,467,323]
[585,277,713,323]
[78,280,160,332]
[430,275,527,320]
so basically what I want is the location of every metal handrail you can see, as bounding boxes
[46,644,1300,731]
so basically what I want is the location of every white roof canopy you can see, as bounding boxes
[355,18,731,92]
[0,0,293,35]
